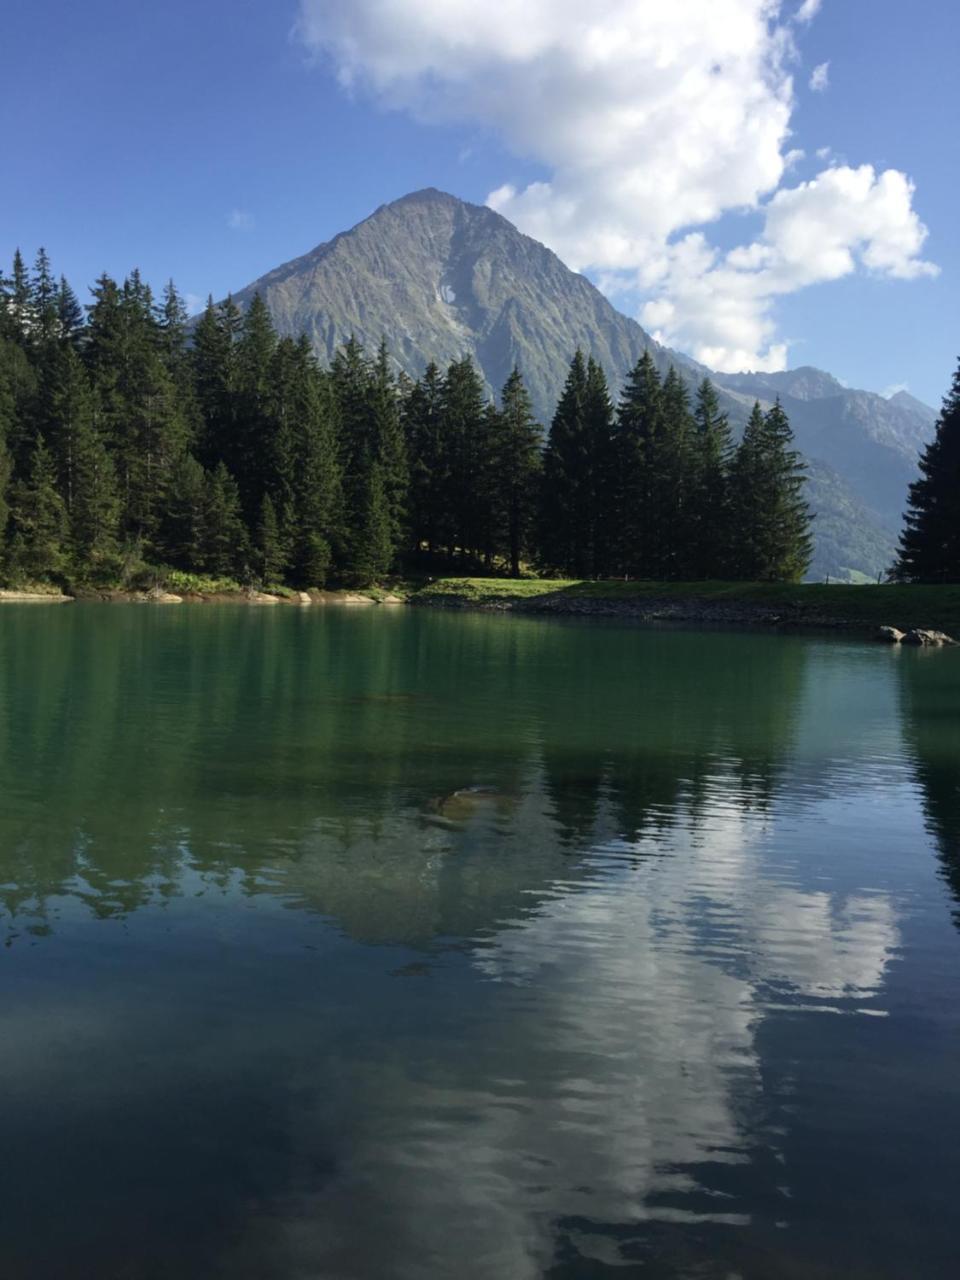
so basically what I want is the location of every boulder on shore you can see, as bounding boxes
[876,626,906,643]
[902,629,957,647]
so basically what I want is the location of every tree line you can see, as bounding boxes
[0,248,813,588]
[896,357,960,583]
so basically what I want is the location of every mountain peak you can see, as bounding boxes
[225,190,933,582]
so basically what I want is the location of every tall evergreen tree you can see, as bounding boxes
[287,338,341,587]
[612,350,663,577]
[403,362,447,556]
[161,453,208,571]
[730,400,811,581]
[7,435,68,580]
[204,462,249,578]
[653,366,696,578]
[896,357,960,582]
[233,293,277,514]
[8,250,33,344]
[690,378,733,578]
[492,367,542,577]
[343,462,393,587]
[540,351,590,576]
[56,276,84,349]
[440,357,488,560]
[256,492,285,584]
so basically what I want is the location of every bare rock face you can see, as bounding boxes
[902,629,957,647]
[876,626,907,643]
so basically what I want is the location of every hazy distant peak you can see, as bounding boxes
[890,388,937,421]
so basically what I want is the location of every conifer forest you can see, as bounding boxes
[0,248,824,590]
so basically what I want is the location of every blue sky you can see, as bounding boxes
[2,1,956,405]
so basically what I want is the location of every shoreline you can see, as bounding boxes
[2,579,958,643]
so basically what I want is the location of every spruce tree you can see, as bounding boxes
[8,250,33,344]
[32,249,59,348]
[162,453,207,570]
[612,350,663,577]
[70,421,120,572]
[491,367,541,576]
[234,293,277,515]
[403,362,447,556]
[584,358,616,577]
[657,366,695,578]
[370,339,409,555]
[540,350,589,575]
[730,400,811,581]
[288,339,341,587]
[8,435,68,581]
[204,462,250,579]
[343,462,393,587]
[896,358,960,583]
[690,379,733,579]
[56,277,84,349]
[256,493,285,584]
[439,357,488,560]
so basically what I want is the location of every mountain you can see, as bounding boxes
[228,188,934,582]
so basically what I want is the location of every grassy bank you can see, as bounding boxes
[410,577,960,634]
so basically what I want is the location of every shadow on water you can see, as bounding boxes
[898,647,960,926]
[0,607,958,1279]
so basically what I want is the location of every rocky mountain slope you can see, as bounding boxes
[229,188,935,581]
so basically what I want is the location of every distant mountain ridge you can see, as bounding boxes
[228,188,935,581]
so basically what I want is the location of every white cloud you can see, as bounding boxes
[809,60,829,91]
[184,292,206,317]
[296,0,936,371]
[882,381,909,399]
[795,0,822,22]
[227,209,255,232]
[640,165,938,371]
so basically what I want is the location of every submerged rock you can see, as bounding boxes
[902,629,957,647]
[425,786,515,829]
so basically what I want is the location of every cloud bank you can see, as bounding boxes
[296,0,935,372]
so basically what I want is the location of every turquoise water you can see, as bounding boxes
[1,605,959,1279]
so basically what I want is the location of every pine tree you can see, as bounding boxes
[656,366,695,579]
[8,435,68,580]
[730,400,811,581]
[540,351,590,575]
[288,338,341,587]
[492,367,542,576]
[896,357,960,582]
[440,357,488,560]
[583,358,616,577]
[204,462,250,579]
[85,272,190,551]
[70,421,120,571]
[31,249,59,347]
[612,350,663,577]
[191,295,239,469]
[233,293,277,515]
[56,276,84,349]
[690,379,733,579]
[342,462,393,587]
[38,343,119,570]
[369,339,408,556]
[8,250,33,344]
[162,453,207,570]
[256,492,285,584]
[403,362,447,555]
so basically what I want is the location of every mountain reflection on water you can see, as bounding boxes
[0,605,958,1280]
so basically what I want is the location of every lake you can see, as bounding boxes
[1,604,959,1279]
